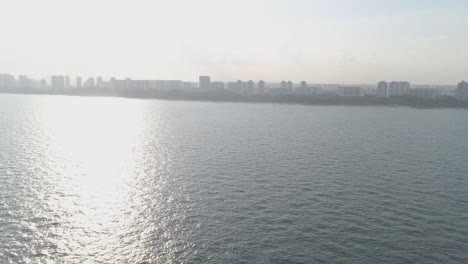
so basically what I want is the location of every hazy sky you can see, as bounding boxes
[1,0,467,84]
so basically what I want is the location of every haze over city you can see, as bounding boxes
[1,0,468,84]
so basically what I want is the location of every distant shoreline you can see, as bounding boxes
[1,88,468,109]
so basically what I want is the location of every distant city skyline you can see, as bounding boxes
[1,0,468,84]
[2,73,466,101]
[0,71,464,87]
[3,72,468,105]
[0,72,463,87]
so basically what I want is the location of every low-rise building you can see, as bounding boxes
[211,81,225,90]
[409,88,440,99]
[338,86,362,97]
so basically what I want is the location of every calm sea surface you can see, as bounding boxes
[1,94,467,263]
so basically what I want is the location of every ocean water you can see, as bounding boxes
[0,94,467,263]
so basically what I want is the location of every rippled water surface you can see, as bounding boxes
[1,94,468,263]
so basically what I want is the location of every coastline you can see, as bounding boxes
[1,88,467,109]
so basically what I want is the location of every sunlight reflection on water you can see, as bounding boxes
[1,94,468,263]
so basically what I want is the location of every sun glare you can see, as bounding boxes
[37,96,145,227]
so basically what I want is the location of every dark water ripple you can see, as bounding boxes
[1,94,468,263]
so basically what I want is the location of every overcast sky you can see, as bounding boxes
[1,0,467,84]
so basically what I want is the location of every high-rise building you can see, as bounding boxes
[456,80,468,101]
[0,74,16,89]
[398,81,410,96]
[85,77,95,88]
[228,80,244,94]
[279,81,288,95]
[388,81,410,97]
[257,80,266,94]
[76,77,82,88]
[64,76,70,88]
[280,81,287,89]
[297,81,313,95]
[388,82,398,97]
[110,77,116,89]
[18,75,29,89]
[287,81,294,93]
[240,81,248,95]
[246,80,255,95]
[51,76,65,89]
[96,76,103,88]
[227,81,239,94]
[199,76,211,90]
[40,79,47,89]
[376,81,388,97]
